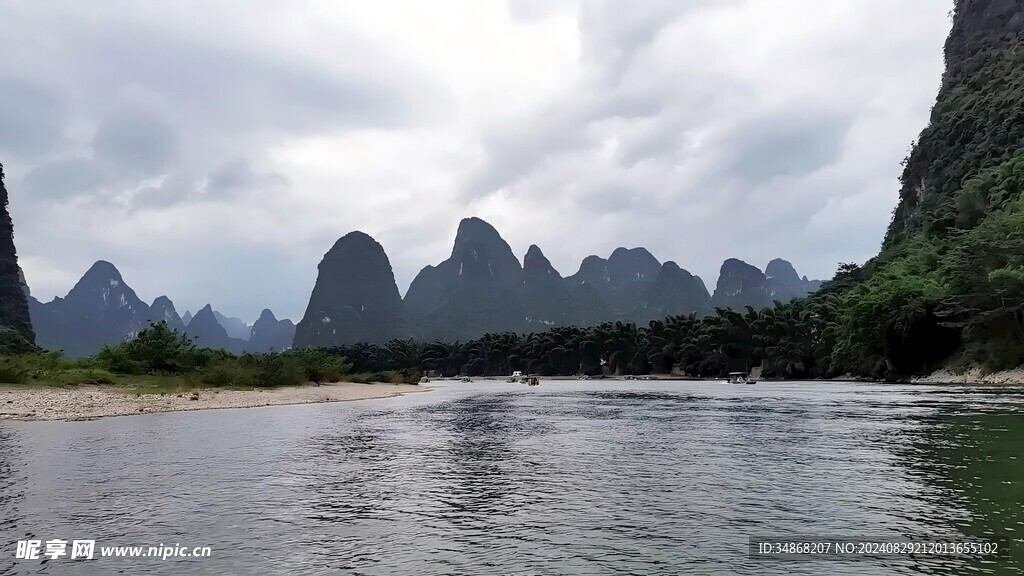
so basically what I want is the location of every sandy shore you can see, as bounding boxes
[912,367,1024,385]
[0,382,427,422]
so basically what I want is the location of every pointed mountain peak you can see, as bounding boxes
[661,261,681,273]
[81,260,124,283]
[452,217,512,254]
[198,304,214,315]
[455,216,500,239]
[328,230,377,253]
[523,245,558,275]
[151,295,175,308]
[257,308,278,322]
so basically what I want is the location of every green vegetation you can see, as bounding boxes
[322,296,842,379]
[0,321,356,392]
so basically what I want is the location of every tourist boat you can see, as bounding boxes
[508,370,528,383]
[727,372,757,384]
[527,376,540,387]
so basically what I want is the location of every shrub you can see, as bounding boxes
[252,354,306,388]
[95,345,141,374]
[292,350,352,383]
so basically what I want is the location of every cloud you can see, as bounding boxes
[3,0,953,321]
[94,106,178,177]
[0,77,67,158]
[22,158,106,200]
[722,107,853,184]
[205,159,288,199]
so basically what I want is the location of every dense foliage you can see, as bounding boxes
[320,294,843,379]
[0,322,362,389]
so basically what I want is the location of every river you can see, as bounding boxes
[1,380,1021,574]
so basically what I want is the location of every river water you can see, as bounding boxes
[0,380,1021,575]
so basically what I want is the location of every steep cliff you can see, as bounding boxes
[0,163,35,352]
[886,0,1024,243]
[565,247,661,321]
[520,244,569,329]
[403,218,523,341]
[635,262,713,321]
[712,258,773,311]
[294,231,406,347]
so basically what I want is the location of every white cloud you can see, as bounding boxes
[1,0,952,321]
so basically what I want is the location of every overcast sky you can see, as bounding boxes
[2,0,951,322]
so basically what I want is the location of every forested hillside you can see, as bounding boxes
[839,0,1024,376]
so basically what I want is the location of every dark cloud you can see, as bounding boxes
[94,106,178,176]
[73,24,426,136]
[206,158,288,198]
[0,77,66,158]
[724,109,852,183]
[22,158,106,200]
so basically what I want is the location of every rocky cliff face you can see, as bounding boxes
[147,296,186,333]
[713,258,821,311]
[294,231,406,347]
[887,0,1024,242]
[17,267,29,299]
[635,262,712,321]
[186,304,246,353]
[565,247,661,322]
[520,244,569,329]
[765,258,821,301]
[30,261,151,358]
[248,309,295,353]
[0,164,35,352]
[712,258,772,311]
[403,218,523,341]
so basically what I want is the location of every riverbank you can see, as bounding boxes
[912,367,1024,385]
[0,381,426,422]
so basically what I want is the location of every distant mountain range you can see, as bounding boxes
[296,217,822,344]
[28,261,294,358]
[18,217,820,355]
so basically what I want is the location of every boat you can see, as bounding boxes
[461,376,471,383]
[727,372,757,385]
[507,370,529,384]
[527,376,540,387]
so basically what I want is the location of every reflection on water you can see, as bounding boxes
[0,381,1021,575]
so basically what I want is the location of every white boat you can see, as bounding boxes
[727,372,757,385]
